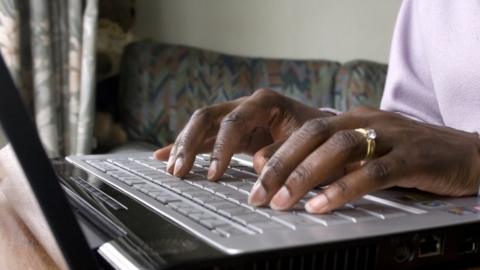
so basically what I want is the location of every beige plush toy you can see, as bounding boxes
[93,0,135,151]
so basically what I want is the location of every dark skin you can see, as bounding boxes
[154,89,480,213]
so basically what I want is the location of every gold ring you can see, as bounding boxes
[354,128,377,160]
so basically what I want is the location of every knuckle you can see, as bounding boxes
[252,88,277,98]
[364,159,392,180]
[302,118,330,135]
[332,180,351,195]
[330,130,362,152]
[288,164,312,187]
[260,156,287,189]
[212,138,227,155]
[174,146,185,159]
[191,107,212,121]
[264,156,285,176]
[221,110,246,128]
[350,106,373,114]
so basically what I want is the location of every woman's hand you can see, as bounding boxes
[153,89,332,179]
[250,106,480,213]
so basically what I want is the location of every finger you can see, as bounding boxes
[153,144,173,160]
[252,140,285,174]
[170,100,240,177]
[269,129,370,209]
[249,117,350,206]
[166,136,216,160]
[305,153,402,213]
[166,132,181,174]
[208,90,282,180]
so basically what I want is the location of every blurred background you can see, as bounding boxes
[0,0,402,153]
[133,0,401,62]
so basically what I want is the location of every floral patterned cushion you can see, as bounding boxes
[251,59,340,108]
[119,41,342,146]
[333,60,388,112]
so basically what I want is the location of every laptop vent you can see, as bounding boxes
[205,243,378,270]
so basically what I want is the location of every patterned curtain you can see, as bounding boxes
[0,0,98,157]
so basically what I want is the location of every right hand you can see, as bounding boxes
[153,89,333,180]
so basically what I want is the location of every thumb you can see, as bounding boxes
[252,140,284,174]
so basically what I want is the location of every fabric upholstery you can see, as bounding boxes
[119,41,340,146]
[119,41,387,147]
[334,60,388,112]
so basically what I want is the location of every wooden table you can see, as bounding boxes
[0,191,60,270]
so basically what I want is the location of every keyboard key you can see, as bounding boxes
[193,158,211,167]
[120,178,145,186]
[199,219,229,230]
[166,201,192,210]
[237,182,254,194]
[153,178,179,187]
[333,209,380,223]
[147,190,167,197]
[189,166,207,174]
[232,213,271,226]
[211,186,241,199]
[188,212,217,221]
[298,212,352,226]
[218,207,252,218]
[222,180,251,190]
[271,214,322,230]
[163,181,191,191]
[171,185,199,195]
[214,224,253,237]
[190,180,219,191]
[230,166,258,176]
[192,195,225,205]
[133,184,155,194]
[255,208,292,218]
[205,201,239,212]
[226,192,249,204]
[176,206,204,216]
[155,194,182,204]
[224,168,256,180]
[86,160,117,172]
[356,203,407,219]
[247,222,286,234]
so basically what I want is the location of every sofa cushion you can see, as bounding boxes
[333,60,388,111]
[252,59,340,108]
[119,41,341,146]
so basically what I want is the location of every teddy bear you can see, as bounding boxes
[93,0,135,152]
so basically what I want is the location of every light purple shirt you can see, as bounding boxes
[380,0,480,133]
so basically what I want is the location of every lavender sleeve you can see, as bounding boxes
[379,0,443,125]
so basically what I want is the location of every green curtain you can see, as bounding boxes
[0,0,98,157]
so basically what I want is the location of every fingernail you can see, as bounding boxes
[207,160,218,180]
[173,157,184,176]
[248,181,267,206]
[167,155,175,173]
[305,194,328,213]
[270,186,291,210]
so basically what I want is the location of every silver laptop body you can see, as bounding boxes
[67,151,480,266]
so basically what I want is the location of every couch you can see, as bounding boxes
[115,40,388,148]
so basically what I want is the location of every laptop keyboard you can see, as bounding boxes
[84,155,407,238]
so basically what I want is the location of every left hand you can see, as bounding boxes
[249,107,480,213]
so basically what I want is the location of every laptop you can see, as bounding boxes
[0,54,479,270]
